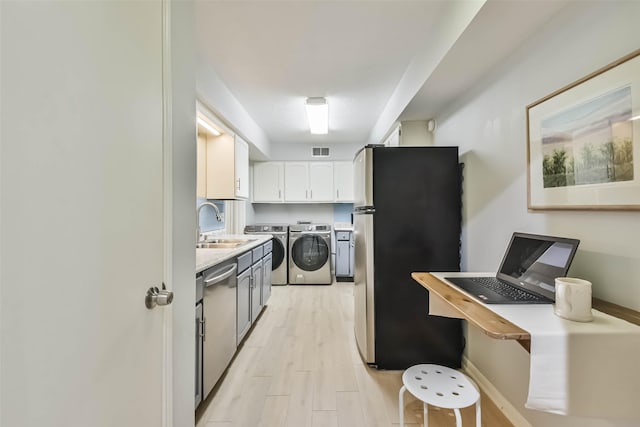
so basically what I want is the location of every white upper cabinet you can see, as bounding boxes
[308,162,334,202]
[234,136,250,199]
[284,162,334,202]
[205,134,249,200]
[284,162,309,202]
[333,161,354,202]
[253,162,284,202]
[253,161,352,203]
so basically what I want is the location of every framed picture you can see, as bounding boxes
[527,49,640,210]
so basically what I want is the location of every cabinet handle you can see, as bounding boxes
[310,190,313,199]
[305,190,308,199]
[337,189,340,199]
[202,317,207,341]
[236,178,241,191]
[278,189,281,199]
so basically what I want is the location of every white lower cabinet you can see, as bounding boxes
[236,241,273,345]
[262,252,272,305]
[250,259,263,323]
[236,253,252,345]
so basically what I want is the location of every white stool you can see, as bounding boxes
[399,364,481,427]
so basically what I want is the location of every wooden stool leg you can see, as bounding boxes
[453,408,462,427]
[476,399,482,427]
[398,385,406,427]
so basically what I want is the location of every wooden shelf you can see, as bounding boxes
[411,272,531,351]
[412,272,640,353]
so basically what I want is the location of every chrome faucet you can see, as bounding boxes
[196,201,222,242]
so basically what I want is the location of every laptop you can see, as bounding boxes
[445,232,580,304]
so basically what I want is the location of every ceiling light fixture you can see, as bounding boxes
[196,115,221,136]
[305,97,328,134]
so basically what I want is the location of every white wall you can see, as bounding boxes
[196,57,271,160]
[436,2,640,426]
[269,142,362,162]
[248,142,360,226]
[400,120,434,146]
[251,204,336,225]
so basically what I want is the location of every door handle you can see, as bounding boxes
[201,317,206,340]
[145,283,173,309]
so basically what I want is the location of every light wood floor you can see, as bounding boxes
[196,282,514,427]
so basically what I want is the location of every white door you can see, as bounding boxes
[333,161,354,202]
[284,162,309,202]
[234,135,250,199]
[2,2,168,426]
[309,162,334,201]
[253,162,284,202]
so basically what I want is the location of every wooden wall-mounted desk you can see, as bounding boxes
[411,272,640,354]
[411,272,532,351]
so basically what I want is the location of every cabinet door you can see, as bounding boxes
[250,262,263,323]
[206,133,235,199]
[333,161,354,202]
[262,253,272,305]
[253,162,284,202]
[195,302,203,408]
[197,134,207,198]
[335,240,350,277]
[309,162,334,201]
[236,268,252,345]
[284,162,309,202]
[234,135,249,199]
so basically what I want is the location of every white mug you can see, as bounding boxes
[554,277,593,322]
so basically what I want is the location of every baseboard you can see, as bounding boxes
[462,357,533,427]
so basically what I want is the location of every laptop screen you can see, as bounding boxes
[496,233,580,300]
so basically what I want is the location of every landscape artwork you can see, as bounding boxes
[540,85,634,188]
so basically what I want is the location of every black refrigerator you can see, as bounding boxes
[353,144,464,369]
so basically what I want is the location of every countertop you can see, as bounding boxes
[196,234,272,273]
[333,222,354,231]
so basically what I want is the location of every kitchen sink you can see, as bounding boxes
[196,239,256,249]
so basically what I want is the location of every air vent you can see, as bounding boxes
[312,147,330,157]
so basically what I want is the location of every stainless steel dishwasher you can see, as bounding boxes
[202,259,237,399]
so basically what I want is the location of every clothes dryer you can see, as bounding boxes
[288,223,332,285]
[244,224,288,285]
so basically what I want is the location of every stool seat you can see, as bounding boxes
[399,364,481,427]
[402,364,479,409]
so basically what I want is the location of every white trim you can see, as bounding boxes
[462,357,533,427]
[162,0,174,426]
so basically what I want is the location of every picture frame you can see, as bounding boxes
[526,49,640,211]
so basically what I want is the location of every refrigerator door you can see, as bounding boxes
[353,210,375,363]
[353,146,374,208]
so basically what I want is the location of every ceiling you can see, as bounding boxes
[195,1,569,150]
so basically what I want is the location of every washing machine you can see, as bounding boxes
[244,224,288,285]
[288,223,332,285]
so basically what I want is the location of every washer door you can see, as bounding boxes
[291,234,329,271]
[271,237,285,270]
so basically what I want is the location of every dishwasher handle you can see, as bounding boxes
[204,264,237,287]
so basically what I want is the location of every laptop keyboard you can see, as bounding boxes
[469,277,544,302]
